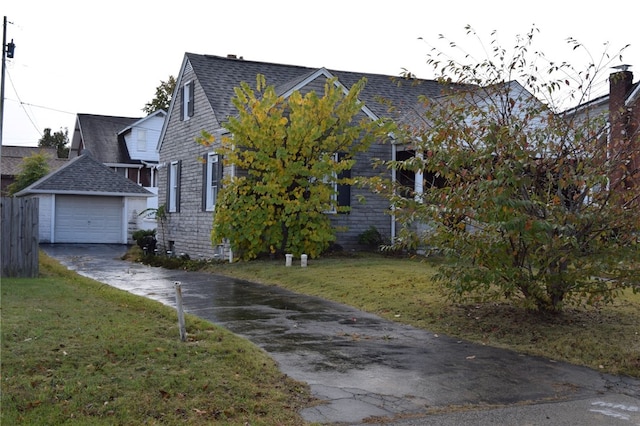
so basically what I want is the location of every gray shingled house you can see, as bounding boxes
[16,154,152,244]
[156,53,452,259]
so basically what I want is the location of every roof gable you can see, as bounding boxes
[276,67,378,121]
[117,109,167,136]
[16,154,152,197]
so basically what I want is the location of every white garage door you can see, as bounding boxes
[55,195,123,243]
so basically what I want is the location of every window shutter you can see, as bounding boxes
[336,152,351,213]
[201,155,207,211]
[180,85,185,121]
[166,162,172,206]
[187,81,195,117]
[175,160,182,213]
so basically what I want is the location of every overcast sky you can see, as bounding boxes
[2,0,638,147]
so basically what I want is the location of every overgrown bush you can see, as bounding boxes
[358,226,385,250]
[132,229,157,254]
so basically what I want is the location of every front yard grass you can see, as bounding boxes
[1,254,312,425]
[202,253,640,378]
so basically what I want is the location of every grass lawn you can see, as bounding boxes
[1,254,312,425]
[201,252,640,379]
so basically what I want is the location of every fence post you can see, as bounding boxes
[1,197,39,278]
[174,281,186,342]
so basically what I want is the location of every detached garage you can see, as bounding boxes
[16,154,152,244]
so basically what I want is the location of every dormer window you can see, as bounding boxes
[182,81,195,120]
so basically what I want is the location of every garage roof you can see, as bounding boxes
[16,154,153,197]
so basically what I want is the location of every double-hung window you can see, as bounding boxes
[168,160,181,212]
[204,153,221,211]
[137,129,147,152]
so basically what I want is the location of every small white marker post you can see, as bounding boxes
[174,281,187,342]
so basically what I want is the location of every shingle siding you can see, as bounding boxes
[158,65,224,258]
[331,141,392,249]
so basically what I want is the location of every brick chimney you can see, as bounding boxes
[608,66,635,191]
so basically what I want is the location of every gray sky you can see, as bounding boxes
[2,0,638,147]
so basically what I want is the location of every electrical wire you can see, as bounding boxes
[14,100,76,116]
[6,68,42,137]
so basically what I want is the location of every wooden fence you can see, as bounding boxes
[1,197,39,278]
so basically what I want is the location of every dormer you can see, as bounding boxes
[118,110,166,162]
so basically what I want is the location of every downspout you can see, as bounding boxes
[228,140,235,263]
[50,194,56,243]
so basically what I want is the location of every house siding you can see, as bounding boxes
[158,63,224,259]
[331,141,392,249]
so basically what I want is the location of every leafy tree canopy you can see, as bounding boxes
[7,153,50,196]
[38,127,69,159]
[375,26,639,312]
[198,74,394,260]
[143,75,176,114]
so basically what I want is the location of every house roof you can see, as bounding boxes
[186,53,444,124]
[69,114,141,163]
[1,146,68,176]
[16,153,152,197]
[158,53,449,151]
[564,81,640,115]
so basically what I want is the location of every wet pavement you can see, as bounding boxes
[41,244,640,425]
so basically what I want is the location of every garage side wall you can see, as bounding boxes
[127,197,153,242]
[34,194,53,243]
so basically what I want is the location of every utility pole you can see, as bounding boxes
[1,16,16,177]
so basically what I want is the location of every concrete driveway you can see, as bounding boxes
[41,244,640,425]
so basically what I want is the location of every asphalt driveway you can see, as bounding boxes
[41,244,640,425]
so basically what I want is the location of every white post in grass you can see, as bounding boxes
[174,282,186,342]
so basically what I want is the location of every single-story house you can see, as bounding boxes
[155,53,447,259]
[16,154,152,244]
[155,53,546,260]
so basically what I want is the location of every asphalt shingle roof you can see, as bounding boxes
[1,146,68,176]
[186,53,446,127]
[70,114,140,163]
[17,154,151,196]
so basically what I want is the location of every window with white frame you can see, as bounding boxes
[182,81,195,120]
[137,129,147,151]
[322,153,351,214]
[168,160,181,212]
[204,153,221,211]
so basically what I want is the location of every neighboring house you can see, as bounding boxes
[568,66,640,197]
[16,154,152,244]
[1,146,67,195]
[156,53,448,259]
[606,67,640,193]
[69,110,166,221]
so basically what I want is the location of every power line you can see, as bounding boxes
[6,67,42,137]
[8,98,76,115]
